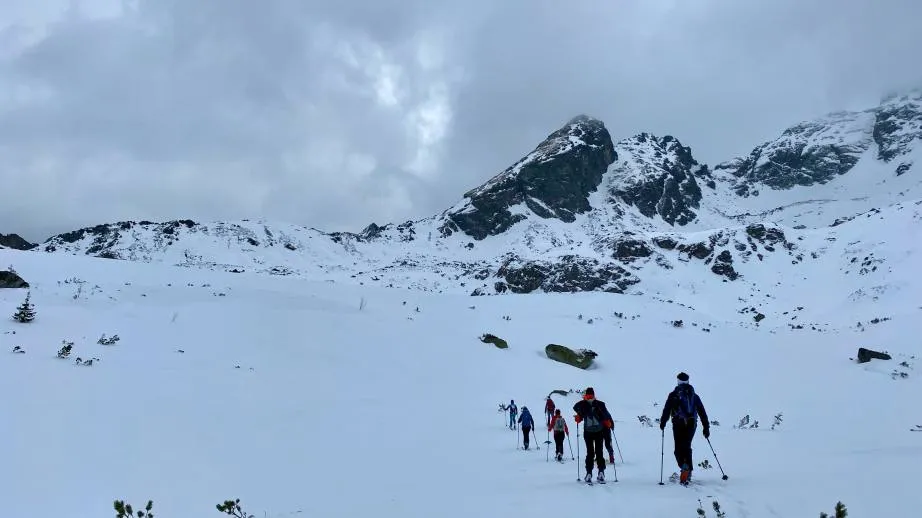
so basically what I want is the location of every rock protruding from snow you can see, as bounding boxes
[610,133,712,226]
[715,111,875,196]
[545,343,596,370]
[0,233,36,251]
[856,347,892,364]
[873,90,922,167]
[441,115,616,240]
[0,271,29,289]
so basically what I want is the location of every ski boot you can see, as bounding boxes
[583,471,593,483]
[679,464,691,485]
[596,470,605,483]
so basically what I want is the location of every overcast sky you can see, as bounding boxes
[2,0,920,242]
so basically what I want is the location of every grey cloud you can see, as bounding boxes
[1,0,920,242]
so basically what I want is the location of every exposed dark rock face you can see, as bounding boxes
[490,254,639,294]
[611,134,711,225]
[0,233,36,250]
[611,238,654,262]
[0,271,29,289]
[441,115,616,240]
[711,250,739,281]
[715,112,873,195]
[873,91,922,164]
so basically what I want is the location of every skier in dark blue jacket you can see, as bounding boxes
[660,372,710,485]
[518,406,535,449]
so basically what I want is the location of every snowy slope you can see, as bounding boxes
[1,245,919,518]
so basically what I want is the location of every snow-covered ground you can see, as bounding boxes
[2,246,918,518]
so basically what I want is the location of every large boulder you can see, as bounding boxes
[856,347,891,364]
[480,333,508,349]
[545,344,597,370]
[0,271,29,289]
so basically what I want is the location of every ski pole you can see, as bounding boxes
[545,429,550,462]
[516,425,520,450]
[576,422,581,481]
[610,450,618,483]
[658,429,665,485]
[612,429,624,463]
[533,428,540,450]
[567,432,575,460]
[706,437,729,480]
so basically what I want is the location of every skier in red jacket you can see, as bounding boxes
[547,408,569,461]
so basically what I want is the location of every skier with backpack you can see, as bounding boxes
[518,406,535,449]
[659,372,710,485]
[508,400,518,430]
[545,396,556,425]
[573,387,614,483]
[547,408,569,461]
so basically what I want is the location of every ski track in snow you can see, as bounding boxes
[1,245,919,518]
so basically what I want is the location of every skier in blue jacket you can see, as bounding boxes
[518,406,535,449]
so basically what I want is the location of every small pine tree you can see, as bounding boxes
[12,291,36,323]
[819,501,847,518]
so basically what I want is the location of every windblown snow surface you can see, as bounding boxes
[2,224,920,518]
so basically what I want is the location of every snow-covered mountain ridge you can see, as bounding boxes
[18,91,922,308]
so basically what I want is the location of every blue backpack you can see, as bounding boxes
[520,410,533,428]
[673,384,697,422]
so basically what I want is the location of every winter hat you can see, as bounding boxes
[555,408,561,415]
[677,372,689,384]
[584,387,594,395]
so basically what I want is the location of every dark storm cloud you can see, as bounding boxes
[1,0,920,242]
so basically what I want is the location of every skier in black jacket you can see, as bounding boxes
[573,387,613,483]
[659,372,709,485]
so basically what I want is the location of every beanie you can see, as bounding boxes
[677,372,689,383]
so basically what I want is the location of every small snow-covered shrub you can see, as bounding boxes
[216,498,254,518]
[57,341,74,359]
[114,499,153,518]
[98,334,121,345]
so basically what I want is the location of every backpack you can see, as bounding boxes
[510,404,517,415]
[672,384,697,422]
[582,401,603,432]
[553,416,566,432]
[546,399,555,412]
[521,410,533,428]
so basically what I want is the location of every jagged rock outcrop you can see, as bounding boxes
[0,233,36,250]
[873,90,922,174]
[715,111,875,195]
[487,254,639,295]
[610,133,712,225]
[441,115,616,240]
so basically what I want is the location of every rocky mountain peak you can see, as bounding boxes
[714,109,875,196]
[608,133,712,226]
[439,115,616,240]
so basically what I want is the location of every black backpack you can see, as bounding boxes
[582,401,603,432]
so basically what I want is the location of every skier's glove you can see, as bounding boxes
[703,427,710,439]
[574,415,582,424]
[604,420,613,429]
[659,422,666,431]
